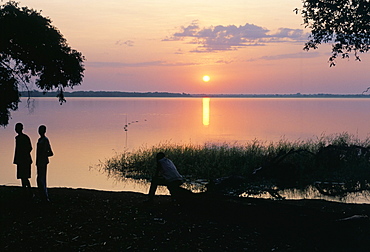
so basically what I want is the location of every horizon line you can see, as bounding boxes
[20,90,370,97]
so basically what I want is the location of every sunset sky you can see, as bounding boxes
[20,0,370,94]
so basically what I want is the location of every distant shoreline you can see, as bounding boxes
[20,90,370,98]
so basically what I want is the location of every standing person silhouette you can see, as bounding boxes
[13,123,33,198]
[36,125,53,203]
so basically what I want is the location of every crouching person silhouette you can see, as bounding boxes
[36,125,53,203]
[148,152,185,202]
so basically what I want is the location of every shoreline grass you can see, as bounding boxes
[100,133,370,197]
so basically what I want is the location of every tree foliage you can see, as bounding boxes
[299,0,370,66]
[0,1,84,126]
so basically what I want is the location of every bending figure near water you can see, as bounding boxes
[13,123,33,198]
[36,125,53,203]
[148,152,185,202]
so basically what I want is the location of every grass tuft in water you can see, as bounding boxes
[100,133,370,196]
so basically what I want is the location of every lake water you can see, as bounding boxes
[1,97,370,200]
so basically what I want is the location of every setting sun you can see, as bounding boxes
[202,75,210,82]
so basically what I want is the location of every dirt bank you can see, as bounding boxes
[1,186,369,251]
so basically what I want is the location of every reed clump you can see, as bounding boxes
[101,133,370,196]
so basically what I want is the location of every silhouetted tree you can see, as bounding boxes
[0,2,84,126]
[298,0,370,66]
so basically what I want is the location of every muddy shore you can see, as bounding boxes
[1,186,370,251]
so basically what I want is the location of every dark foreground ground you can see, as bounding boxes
[1,186,370,252]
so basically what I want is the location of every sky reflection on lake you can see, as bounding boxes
[1,97,370,194]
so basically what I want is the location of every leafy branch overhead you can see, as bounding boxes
[298,0,370,66]
[0,1,84,126]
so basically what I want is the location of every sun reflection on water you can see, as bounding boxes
[202,97,210,126]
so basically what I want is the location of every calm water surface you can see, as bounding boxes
[1,97,370,199]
